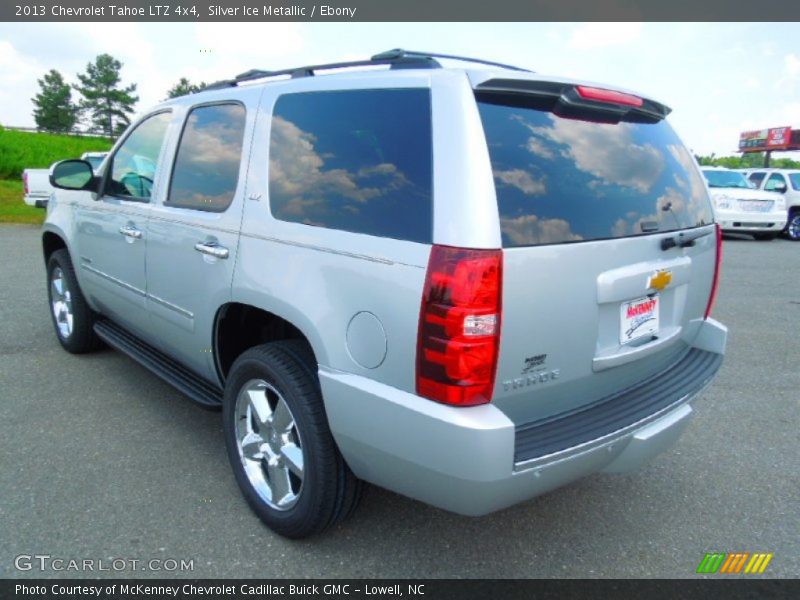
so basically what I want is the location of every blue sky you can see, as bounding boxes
[1,22,799,156]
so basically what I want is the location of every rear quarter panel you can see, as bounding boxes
[233,74,435,393]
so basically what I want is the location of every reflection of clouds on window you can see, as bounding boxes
[501,214,583,246]
[167,103,245,212]
[267,88,432,243]
[515,114,665,193]
[668,144,708,204]
[608,186,693,237]
[270,116,410,211]
[479,98,715,247]
[493,169,546,196]
[611,218,630,237]
[525,136,555,160]
[182,111,243,168]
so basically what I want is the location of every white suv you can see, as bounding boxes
[700,167,787,240]
[743,168,800,240]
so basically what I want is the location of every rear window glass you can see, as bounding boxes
[269,88,432,244]
[477,97,713,247]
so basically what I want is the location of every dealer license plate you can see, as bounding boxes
[620,295,659,344]
[739,200,773,212]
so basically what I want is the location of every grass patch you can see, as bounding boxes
[0,179,44,225]
[0,127,112,180]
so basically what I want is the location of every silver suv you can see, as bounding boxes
[43,50,727,538]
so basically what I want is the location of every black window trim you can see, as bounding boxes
[164,99,248,214]
[101,109,173,204]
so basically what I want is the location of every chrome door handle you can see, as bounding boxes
[119,225,142,239]
[194,242,229,259]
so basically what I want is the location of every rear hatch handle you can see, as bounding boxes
[661,228,713,251]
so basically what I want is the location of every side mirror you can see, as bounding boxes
[50,160,99,192]
[774,182,788,194]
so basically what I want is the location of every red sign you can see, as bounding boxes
[766,127,791,149]
[739,126,792,151]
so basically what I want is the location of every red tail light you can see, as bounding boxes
[704,224,723,319]
[416,245,502,406]
[23,172,29,195]
[576,85,643,107]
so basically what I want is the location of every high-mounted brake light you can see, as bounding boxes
[416,245,502,407]
[704,224,723,319]
[576,85,644,108]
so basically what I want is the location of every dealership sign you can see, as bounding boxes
[739,126,793,151]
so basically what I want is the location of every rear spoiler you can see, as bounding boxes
[475,78,671,123]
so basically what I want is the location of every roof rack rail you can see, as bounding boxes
[203,50,440,91]
[202,48,531,92]
[371,49,532,73]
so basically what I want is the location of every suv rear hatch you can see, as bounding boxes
[473,78,718,426]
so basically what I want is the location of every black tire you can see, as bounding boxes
[785,211,800,241]
[46,248,102,353]
[223,340,363,538]
[753,233,777,241]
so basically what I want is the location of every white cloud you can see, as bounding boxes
[526,137,555,159]
[525,116,664,193]
[501,214,582,246]
[193,23,306,73]
[778,102,800,125]
[268,115,411,218]
[785,53,800,78]
[567,23,642,50]
[0,41,45,127]
[493,169,546,195]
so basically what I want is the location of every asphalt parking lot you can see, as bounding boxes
[1,224,798,579]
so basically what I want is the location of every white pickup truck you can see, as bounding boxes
[23,151,107,208]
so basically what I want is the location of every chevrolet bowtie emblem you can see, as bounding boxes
[648,270,673,291]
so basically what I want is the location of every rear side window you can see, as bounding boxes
[268,89,432,244]
[167,103,246,212]
[477,97,713,247]
[748,172,766,187]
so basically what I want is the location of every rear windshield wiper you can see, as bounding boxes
[661,228,713,250]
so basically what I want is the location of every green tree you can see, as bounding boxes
[695,152,800,170]
[31,69,79,133]
[74,54,138,138]
[165,77,206,99]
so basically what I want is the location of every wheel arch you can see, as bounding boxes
[42,228,69,266]
[213,302,325,383]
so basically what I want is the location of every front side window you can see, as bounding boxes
[167,103,247,212]
[268,88,433,244]
[107,112,171,201]
[764,173,787,192]
[477,96,713,247]
[84,155,105,171]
